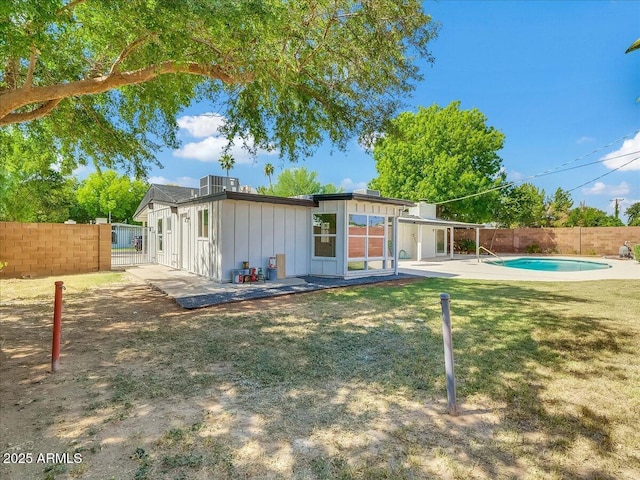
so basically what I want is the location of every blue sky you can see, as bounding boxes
[134,1,639,220]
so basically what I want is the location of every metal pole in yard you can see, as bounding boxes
[440,293,457,415]
[51,281,65,373]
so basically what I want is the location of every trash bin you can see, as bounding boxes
[268,267,278,281]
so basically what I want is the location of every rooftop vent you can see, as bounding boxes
[199,175,240,196]
[353,188,381,197]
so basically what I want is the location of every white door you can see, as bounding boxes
[180,214,190,270]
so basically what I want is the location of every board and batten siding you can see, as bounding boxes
[147,205,180,268]
[220,200,311,282]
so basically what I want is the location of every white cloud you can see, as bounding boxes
[177,113,225,138]
[174,113,277,164]
[601,132,640,171]
[577,136,595,144]
[339,178,368,192]
[507,169,525,182]
[582,181,630,196]
[147,176,199,188]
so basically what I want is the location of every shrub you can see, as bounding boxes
[634,244,640,262]
[457,238,476,253]
[526,243,541,254]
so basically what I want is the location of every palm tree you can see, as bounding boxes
[264,163,275,187]
[219,154,235,177]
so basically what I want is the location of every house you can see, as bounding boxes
[133,176,413,282]
[397,202,483,260]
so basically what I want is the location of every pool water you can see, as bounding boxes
[489,257,612,272]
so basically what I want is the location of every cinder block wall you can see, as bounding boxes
[0,222,112,278]
[455,226,640,256]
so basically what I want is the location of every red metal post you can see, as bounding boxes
[51,281,64,372]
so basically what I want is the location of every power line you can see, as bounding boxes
[435,131,639,205]
[567,156,639,193]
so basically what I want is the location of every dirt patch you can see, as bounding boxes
[2,273,638,479]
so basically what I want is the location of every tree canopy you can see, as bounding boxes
[565,205,624,227]
[369,102,506,223]
[625,202,640,226]
[258,167,341,196]
[76,170,148,223]
[495,183,546,228]
[0,0,438,176]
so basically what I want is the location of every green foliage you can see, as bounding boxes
[525,243,542,254]
[634,244,640,262]
[456,238,476,253]
[543,187,573,227]
[369,102,506,223]
[495,183,546,227]
[565,206,625,227]
[218,154,235,177]
[1,0,439,175]
[626,202,640,226]
[76,170,148,223]
[0,128,82,222]
[259,167,342,197]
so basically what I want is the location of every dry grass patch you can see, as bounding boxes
[0,273,639,479]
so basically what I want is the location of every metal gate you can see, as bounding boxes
[111,224,150,266]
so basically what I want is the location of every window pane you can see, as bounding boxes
[348,214,367,236]
[166,217,172,232]
[202,209,209,238]
[313,214,337,235]
[368,237,384,257]
[157,218,162,234]
[348,236,365,258]
[387,219,394,256]
[368,260,384,270]
[314,236,336,257]
[348,261,365,271]
[368,216,385,236]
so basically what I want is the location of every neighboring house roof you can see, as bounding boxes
[134,184,413,221]
[398,214,484,229]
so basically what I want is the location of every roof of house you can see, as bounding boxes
[398,214,484,228]
[134,185,413,221]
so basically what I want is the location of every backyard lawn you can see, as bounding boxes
[0,273,638,479]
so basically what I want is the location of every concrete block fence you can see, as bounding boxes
[0,222,111,278]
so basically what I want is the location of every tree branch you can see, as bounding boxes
[24,45,38,88]
[0,61,251,125]
[2,99,62,124]
[109,35,155,75]
[56,0,89,16]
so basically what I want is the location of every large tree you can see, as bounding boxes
[259,167,341,196]
[495,183,546,228]
[369,102,506,222]
[0,0,438,176]
[625,202,640,226]
[565,205,624,227]
[543,187,573,227]
[0,128,81,222]
[76,170,148,223]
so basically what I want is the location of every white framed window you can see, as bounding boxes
[312,213,337,257]
[347,214,391,271]
[157,218,163,252]
[197,209,209,238]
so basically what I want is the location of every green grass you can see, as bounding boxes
[2,275,639,479]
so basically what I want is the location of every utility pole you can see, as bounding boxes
[610,198,624,219]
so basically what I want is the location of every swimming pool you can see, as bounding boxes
[488,257,612,272]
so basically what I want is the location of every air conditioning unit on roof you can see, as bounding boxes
[199,175,240,196]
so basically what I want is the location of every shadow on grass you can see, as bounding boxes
[1,277,637,479]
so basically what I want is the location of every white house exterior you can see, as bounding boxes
[134,179,412,282]
[397,202,483,260]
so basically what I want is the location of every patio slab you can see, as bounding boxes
[126,264,420,309]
